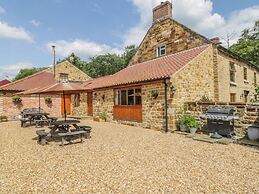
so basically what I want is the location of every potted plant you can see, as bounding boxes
[178,114,190,132]
[178,114,199,133]
[12,95,22,104]
[44,96,52,104]
[98,113,108,122]
[186,116,199,134]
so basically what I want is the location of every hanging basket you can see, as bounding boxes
[151,90,158,99]
[44,96,52,104]
[12,95,22,104]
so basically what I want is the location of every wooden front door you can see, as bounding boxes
[87,92,93,116]
[61,94,71,115]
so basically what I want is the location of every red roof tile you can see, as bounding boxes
[84,44,211,90]
[0,71,56,91]
[0,79,10,86]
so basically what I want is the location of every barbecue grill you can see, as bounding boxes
[200,108,239,137]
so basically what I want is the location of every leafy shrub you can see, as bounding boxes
[98,113,108,120]
[178,114,199,128]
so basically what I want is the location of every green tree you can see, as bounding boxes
[57,52,84,69]
[58,45,138,78]
[83,54,126,78]
[123,45,138,65]
[230,20,259,66]
[13,67,46,81]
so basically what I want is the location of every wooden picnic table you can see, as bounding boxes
[20,112,53,127]
[49,120,80,133]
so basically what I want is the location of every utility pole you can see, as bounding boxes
[52,45,56,79]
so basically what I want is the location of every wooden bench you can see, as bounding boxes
[58,131,87,146]
[35,119,51,128]
[76,126,92,139]
[36,130,49,145]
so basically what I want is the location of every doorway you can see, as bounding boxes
[61,94,71,115]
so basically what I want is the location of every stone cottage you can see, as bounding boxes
[76,1,259,131]
[0,61,91,119]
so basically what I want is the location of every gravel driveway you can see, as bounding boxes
[0,120,258,193]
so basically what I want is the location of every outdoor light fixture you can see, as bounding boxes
[102,94,105,100]
[170,86,176,95]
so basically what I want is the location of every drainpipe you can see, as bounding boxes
[164,79,168,133]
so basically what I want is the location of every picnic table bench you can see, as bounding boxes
[19,108,57,127]
[36,130,49,145]
[58,130,87,146]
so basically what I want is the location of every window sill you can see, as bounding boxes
[230,82,237,87]
[244,80,249,84]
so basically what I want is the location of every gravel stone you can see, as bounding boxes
[0,120,258,193]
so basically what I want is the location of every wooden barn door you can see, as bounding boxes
[87,92,93,116]
[61,94,71,115]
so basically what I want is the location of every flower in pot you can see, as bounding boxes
[44,96,52,104]
[12,95,22,104]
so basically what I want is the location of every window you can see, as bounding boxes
[114,88,142,106]
[254,72,257,86]
[114,90,120,105]
[59,73,68,82]
[230,93,236,102]
[74,94,80,107]
[229,62,236,83]
[243,67,248,81]
[157,45,166,57]
[244,90,249,103]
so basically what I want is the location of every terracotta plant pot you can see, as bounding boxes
[93,117,100,122]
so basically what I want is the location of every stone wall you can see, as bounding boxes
[217,50,258,103]
[185,101,259,136]
[93,89,114,119]
[0,92,61,119]
[71,92,88,116]
[142,81,166,130]
[169,46,215,128]
[129,18,209,65]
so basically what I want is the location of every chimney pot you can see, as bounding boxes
[153,1,172,23]
[210,37,222,45]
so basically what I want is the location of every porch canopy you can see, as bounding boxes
[18,81,87,120]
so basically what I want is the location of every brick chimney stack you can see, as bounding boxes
[153,1,172,23]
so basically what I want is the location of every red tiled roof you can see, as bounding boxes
[83,44,211,90]
[0,71,56,91]
[0,79,10,86]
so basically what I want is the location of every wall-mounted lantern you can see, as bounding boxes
[102,94,105,100]
[170,86,176,96]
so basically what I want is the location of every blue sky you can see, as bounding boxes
[0,0,259,80]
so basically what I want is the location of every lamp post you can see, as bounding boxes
[52,45,56,79]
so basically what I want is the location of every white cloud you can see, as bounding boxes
[0,21,34,42]
[124,0,259,47]
[0,62,33,80]
[46,39,122,60]
[0,6,6,14]
[30,19,40,27]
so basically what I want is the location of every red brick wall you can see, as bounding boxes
[0,92,61,119]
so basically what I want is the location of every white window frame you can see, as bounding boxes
[157,45,166,57]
